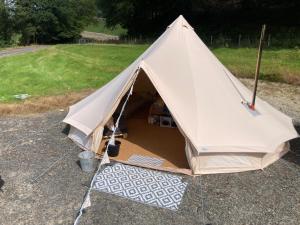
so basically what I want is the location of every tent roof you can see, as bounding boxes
[64,15,298,153]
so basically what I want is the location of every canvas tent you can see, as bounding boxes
[63,15,298,175]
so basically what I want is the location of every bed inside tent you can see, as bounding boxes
[96,70,192,175]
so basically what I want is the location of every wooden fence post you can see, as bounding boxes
[250,24,266,110]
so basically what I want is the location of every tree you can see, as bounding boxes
[0,0,13,45]
[13,0,97,44]
[97,0,193,37]
[97,0,300,41]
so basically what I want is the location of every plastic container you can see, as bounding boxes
[105,140,121,157]
[78,151,96,172]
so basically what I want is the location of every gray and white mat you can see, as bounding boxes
[92,163,188,210]
[127,155,165,167]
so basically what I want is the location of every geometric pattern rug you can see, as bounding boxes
[127,155,165,167]
[92,163,188,211]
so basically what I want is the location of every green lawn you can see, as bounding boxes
[214,48,300,83]
[85,19,127,36]
[0,44,147,102]
[0,44,299,102]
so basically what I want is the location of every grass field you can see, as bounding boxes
[214,48,300,84]
[0,44,146,102]
[0,44,299,102]
[85,19,127,36]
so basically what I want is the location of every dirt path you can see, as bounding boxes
[81,31,119,41]
[0,45,49,58]
[0,89,93,116]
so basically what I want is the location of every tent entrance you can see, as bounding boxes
[97,71,191,175]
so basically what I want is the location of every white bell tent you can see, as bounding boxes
[63,15,298,174]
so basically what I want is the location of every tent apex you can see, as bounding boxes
[169,15,193,30]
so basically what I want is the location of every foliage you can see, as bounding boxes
[97,0,192,37]
[0,0,95,45]
[85,18,127,36]
[0,44,299,102]
[11,0,97,44]
[97,0,300,46]
[0,0,14,46]
[1,0,299,46]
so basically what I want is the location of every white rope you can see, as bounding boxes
[73,72,138,225]
[199,178,206,225]
[223,68,247,103]
[109,84,134,145]
[30,150,73,184]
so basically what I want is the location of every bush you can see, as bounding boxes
[13,0,97,45]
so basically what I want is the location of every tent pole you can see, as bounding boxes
[250,24,266,110]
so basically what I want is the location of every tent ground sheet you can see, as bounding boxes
[98,117,191,174]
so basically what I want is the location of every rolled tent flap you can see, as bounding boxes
[63,60,140,136]
[63,15,298,174]
[91,126,104,152]
[68,126,92,151]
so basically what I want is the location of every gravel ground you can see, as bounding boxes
[0,81,299,225]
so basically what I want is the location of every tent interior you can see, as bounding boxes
[96,70,191,174]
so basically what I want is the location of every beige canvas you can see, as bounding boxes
[63,15,298,174]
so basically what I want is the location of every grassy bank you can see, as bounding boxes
[0,44,299,102]
[214,48,300,84]
[85,19,127,36]
[0,44,147,102]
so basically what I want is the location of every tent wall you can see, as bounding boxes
[261,142,289,168]
[68,126,92,150]
[91,126,104,152]
[186,141,289,174]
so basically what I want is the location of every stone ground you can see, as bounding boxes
[0,80,299,225]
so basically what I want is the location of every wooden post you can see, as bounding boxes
[250,24,266,110]
[238,34,241,47]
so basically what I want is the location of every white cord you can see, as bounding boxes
[199,178,206,224]
[73,72,138,225]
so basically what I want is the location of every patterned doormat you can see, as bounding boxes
[127,155,165,167]
[92,163,188,210]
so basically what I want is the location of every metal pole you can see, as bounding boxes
[250,24,266,110]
